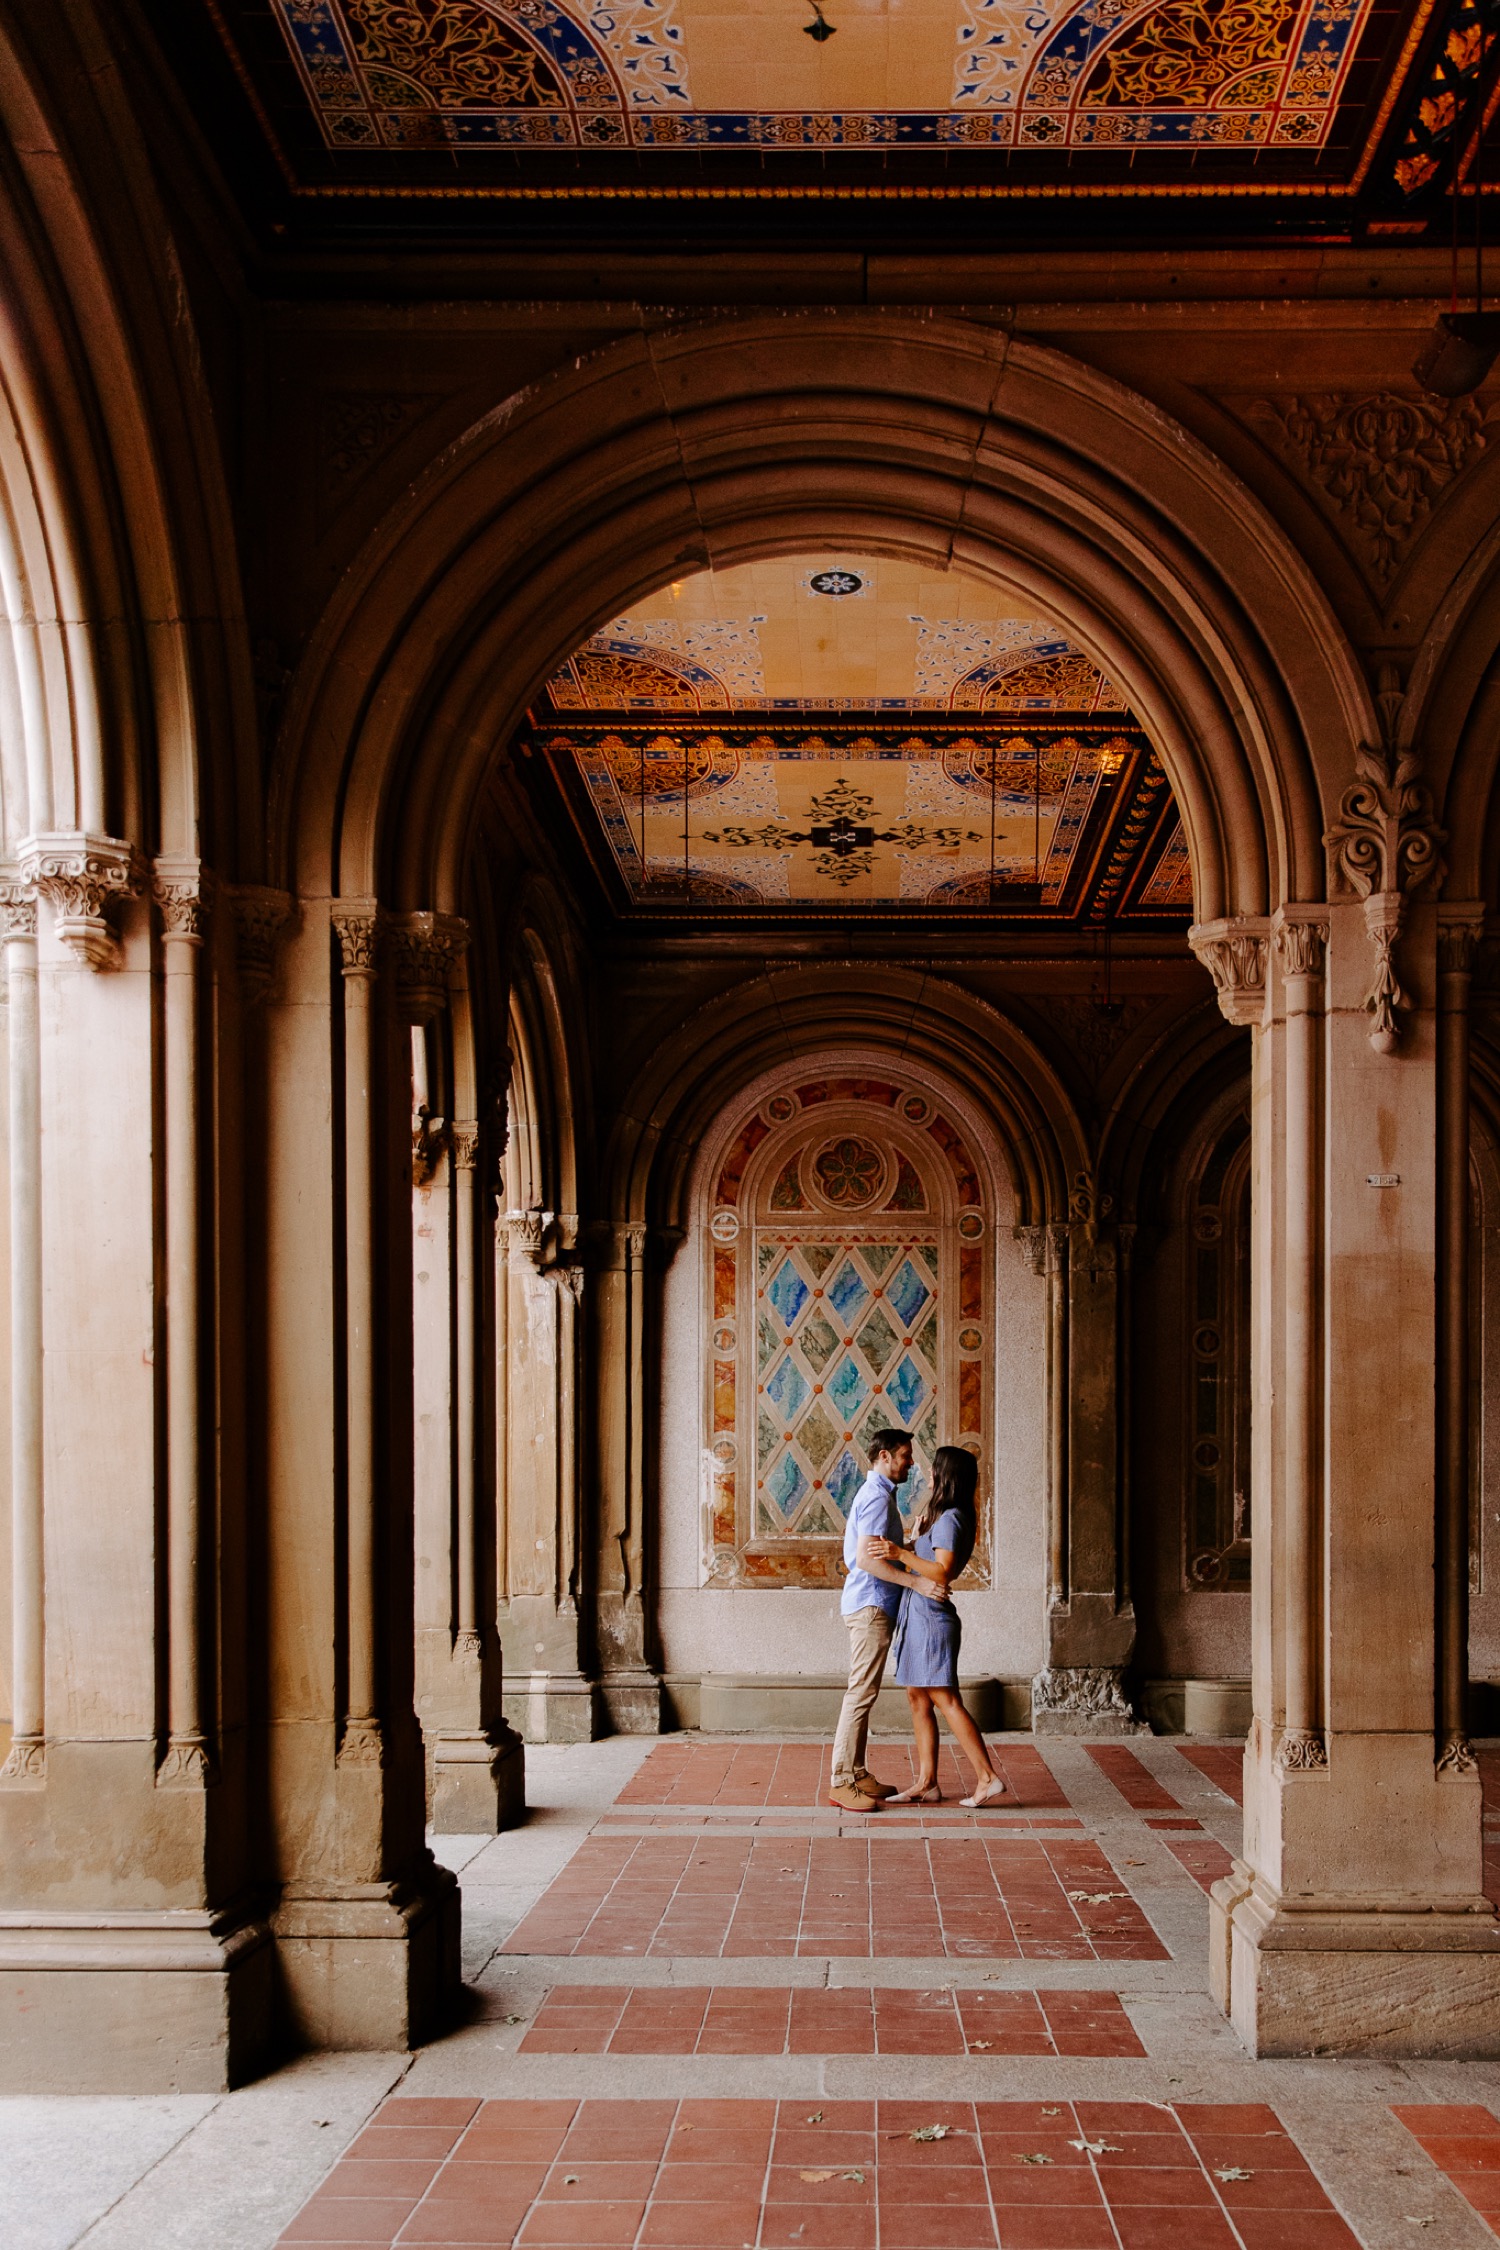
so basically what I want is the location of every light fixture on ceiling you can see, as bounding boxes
[804,3,836,42]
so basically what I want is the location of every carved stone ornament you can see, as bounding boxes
[453,1628,483,1659]
[19,830,141,969]
[1437,1731,1478,1776]
[1030,1665,1135,1721]
[450,1121,480,1172]
[412,1107,448,1186]
[152,855,213,946]
[230,885,293,1002]
[0,1735,45,1783]
[388,910,469,1023]
[505,1207,554,1269]
[1236,392,1493,590]
[1275,1728,1328,1773]
[0,877,36,941]
[1016,1224,1047,1277]
[1188,917,1270,1027]
[1272,913,1328,982]
[1437,910,1486,978]
[331,897,381,978]
[337,1717,384,1768]
[1324,688,1447,1052]
[156,1735,216,1789]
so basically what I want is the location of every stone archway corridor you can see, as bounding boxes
[12,1732,1500,2250]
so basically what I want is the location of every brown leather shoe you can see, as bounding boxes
[854,1771,898,1800]
[827,1781,883,1811]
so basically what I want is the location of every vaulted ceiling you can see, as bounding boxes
[175,0,1489,239]
[525,553,1193,923]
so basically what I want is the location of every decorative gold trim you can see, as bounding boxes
[1347,0,1442,194]
[294,179,1347,201]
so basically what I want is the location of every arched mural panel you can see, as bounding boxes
[704,1072,991,1594]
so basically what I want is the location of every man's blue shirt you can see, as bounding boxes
[841,1469,905,1619]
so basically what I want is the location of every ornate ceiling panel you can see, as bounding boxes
[265,0,1377,155]
[527,556,1190,921]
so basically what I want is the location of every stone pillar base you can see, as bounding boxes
[274,1864,460,2050]
[0,1901,275,2093]
[600,1669,664,1734]
[430,1730,526,1834]
[1213,1863,1500,2056]
[1030,1666,1148,1737]
[504,1670,603,1743]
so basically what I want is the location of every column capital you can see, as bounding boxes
[450,1121,480,1172]
[1189,916,1271,1027]
[152,855,214,946]
[387,910,468,1023]
[0,870,36,942]
[1271,906,1329,983]
[331,897,381,979]
[18,830,141,969]
[229,885,294,1003]
[1438,903,1487,979]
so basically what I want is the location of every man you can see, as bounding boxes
[828,1427,914,1812]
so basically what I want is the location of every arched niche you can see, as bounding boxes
[656,1044,1047,1696]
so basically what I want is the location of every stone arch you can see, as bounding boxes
[271,312,1368,928]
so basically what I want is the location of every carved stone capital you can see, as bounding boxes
[1272,909,1328,982]
[0,1735,45,1784]
[504,1207,553,1268]
[1275,1728,1328,1773]
[387,910,468,1023]
[451,1121,480,1172]
[152,855,214,946]
[229,886,294,1004]
[156,1735,217,1789]
[1015,1224,1047,1277]
[1189,917,1270,1027]
[0,874,36,942]
[1438,906,1487,979]
[1437,1731,1478,1776]
[331,897,381,979]
[337,1717,384,1768]
[19,830,141,969]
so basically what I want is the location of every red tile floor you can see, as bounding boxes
[520,1985,1145,2059]
[499,1833,1168,1962]
[267,1734,1497,2250]
[277,2096,1364,2250]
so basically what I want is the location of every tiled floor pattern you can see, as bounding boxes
[614,1743,1070,1813]
[596,1812,1087,1836]
[499,1832,1169,1961]
[1394,2104,1500,2235]
[1173,1746,1243,1805]
[1156,1834,1235,1895]
[1082,1746,1182,1813]
[276,2095,1364,2250]
[519,1985,1146,2059]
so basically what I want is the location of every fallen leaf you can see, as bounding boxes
[1406,2221,1436,2231]
[842,2170,866,2185]
[1070,2139,1121,2155]
[1124,1858,1145,1866]
[503,2014,525,2025]
[800,2170,837,2183]
[564,2175,580,2186]
[805,2111,824,2124]
[1067,1891,1127,1905]
[1214,2168,1253,2182]
[1017,2153,1053,2167]
[969,2039,994,2051]
[1041,2107,1062,2117]
[911,2124,952,2143]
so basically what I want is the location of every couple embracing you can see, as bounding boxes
[827,1427,1006,1812]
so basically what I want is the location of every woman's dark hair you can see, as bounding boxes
[915,1445,979,1539]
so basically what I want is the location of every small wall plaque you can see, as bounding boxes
[1367,1173,1401,1188]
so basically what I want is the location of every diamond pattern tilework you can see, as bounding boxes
[754,1235,941,1537]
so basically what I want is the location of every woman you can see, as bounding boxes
[860,1446,1005,1809]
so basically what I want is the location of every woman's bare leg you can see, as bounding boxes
[889,1690,941,1798]
[930,1688,1003,1794]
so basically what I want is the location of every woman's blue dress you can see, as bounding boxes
[891,1506,974,1690]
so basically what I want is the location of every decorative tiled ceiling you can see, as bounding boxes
[265,0,1376,154]
[526,556,1192,919]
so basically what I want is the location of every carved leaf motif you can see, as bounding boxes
[318,391,440,507]
[1235,392,1494,588]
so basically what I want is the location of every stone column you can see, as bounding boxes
[1438,906,1486,1769]
[0,880,41,1782]
[590,1220,662,1733]
[1031,1185,1144,1735]
[498,1213,599,1743]
[266,898,459,2052]
[153,859,214,1787]
[1195,736,1500,2054]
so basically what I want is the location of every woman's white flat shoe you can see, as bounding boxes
[959,1780,1007,1808]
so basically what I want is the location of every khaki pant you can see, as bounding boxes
[831,1606,893,1787]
